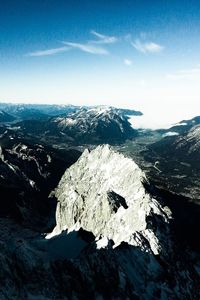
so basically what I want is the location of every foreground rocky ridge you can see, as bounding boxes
[0,145,199,299]
[0,140,80,229]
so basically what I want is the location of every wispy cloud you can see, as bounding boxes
[124,58,132,66]
[26,30,115,57]
[61,30,118,55]
[62,41,109,55]
[132,39,164,53]
[166,67,200,80]
[90,30,118,44]
[27,46,70,57]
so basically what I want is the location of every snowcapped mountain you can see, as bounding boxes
[15,107,138,145]
[0,104,142,145]
[50,107,137,144]
[0,103,142,121]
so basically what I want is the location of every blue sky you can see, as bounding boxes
[0,0,200,127]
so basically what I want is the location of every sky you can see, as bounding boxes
[0,0,200,128]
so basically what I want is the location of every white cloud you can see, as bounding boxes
[90,30,118,44]
[124,58,132,66]
[62,41,109,55]
[27,30,117,58]
[163,132,179,137]
[166,67,200,80]
[132,39,164,53]
[27,46,70,57]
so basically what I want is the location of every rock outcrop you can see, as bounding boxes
[0,145,199,299]
[46,145,199,299]
[50,145,170,253]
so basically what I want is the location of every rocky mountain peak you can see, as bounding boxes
[49,145,171,254]
[1,144,199,299]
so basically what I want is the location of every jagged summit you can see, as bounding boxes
[49,145,171,254]
[44,145,200,299]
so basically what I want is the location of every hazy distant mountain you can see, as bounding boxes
[0,103,79,118]
[0,110,15,122]
[0,103,142,121]
[51,107,138,144]
[11,106,139,145]
[158,115,200,136]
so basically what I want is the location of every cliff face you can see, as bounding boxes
[47,145,199,299]
[0,145,199,299]
[50,145,170,254]
[0,142,80,229]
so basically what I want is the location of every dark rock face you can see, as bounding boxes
[44,145,198,300]
[142,124,200,200]
[0,141,81,230]
[0,110,15,122]
[0,146,199,299]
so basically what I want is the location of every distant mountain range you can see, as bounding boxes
[0,103,142,121]
[0,103,142,145]
[0,110,15,122]
[0,106,139,145]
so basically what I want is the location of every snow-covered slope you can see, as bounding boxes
[51,107,137,144]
